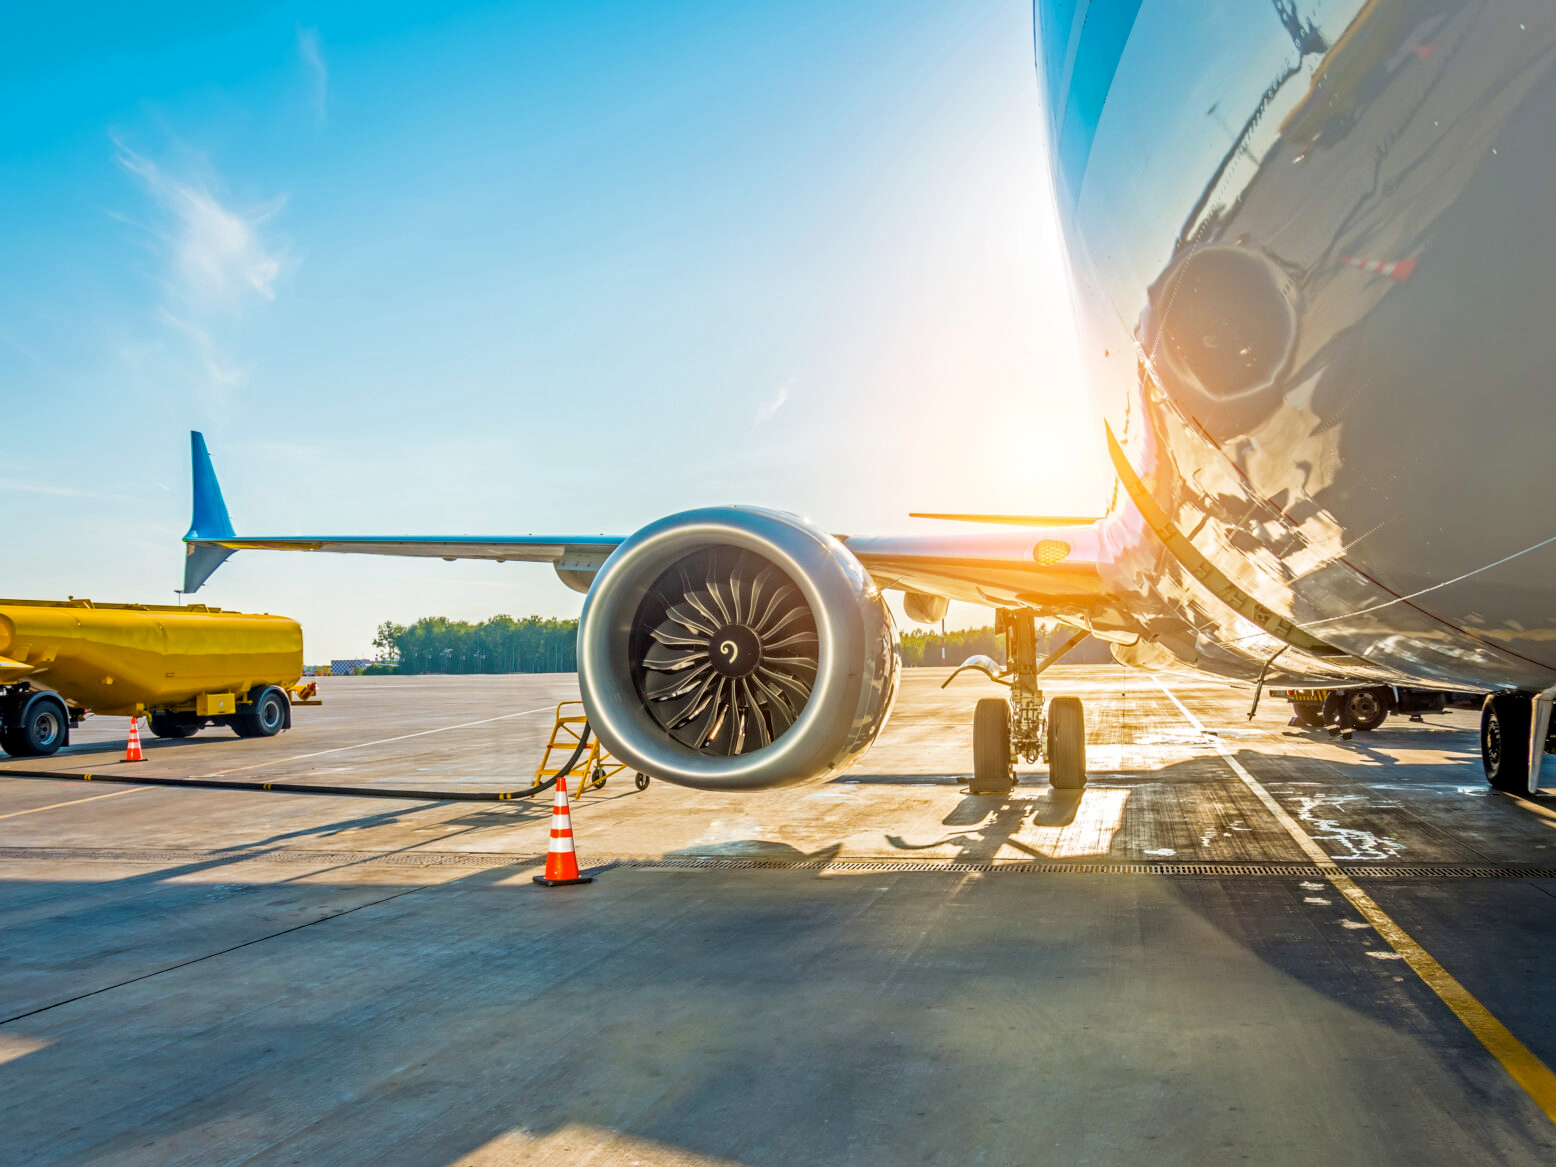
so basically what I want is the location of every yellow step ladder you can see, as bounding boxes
[533,701,645,796]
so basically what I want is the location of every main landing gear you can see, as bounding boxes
[967,611,1087,794]
[1480,691,1556,795]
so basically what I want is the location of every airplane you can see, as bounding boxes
[182,0,1556,798]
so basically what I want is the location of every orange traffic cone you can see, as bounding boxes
[124,718,145,762]
[1340,254,1418,283]
[533,772,593,887]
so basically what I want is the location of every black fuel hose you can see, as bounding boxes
[0,723,596,803]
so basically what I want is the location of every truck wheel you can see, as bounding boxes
[6,694,69,757]
[234,687,289,738]
[149,714,199,739]
[1347,688,1389,732]
[1292,701,1325,728]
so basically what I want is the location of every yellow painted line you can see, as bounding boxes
[199,704,556,777]
[1156,677,1556,1123]
[0,787,144,820]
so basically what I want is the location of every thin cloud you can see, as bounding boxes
[0,329,44,364]
[112,138,289,304]
[0,477,99,499]
[298,27,327,126]
[156,308,251,390]
[755,378,793,425]
[111,137,288,406]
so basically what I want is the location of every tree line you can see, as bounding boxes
[369,615,1109,674]
[371,615,579,674]
[370,614,1005,673]
[898,626,1005,668]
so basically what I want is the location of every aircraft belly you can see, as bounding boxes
[1044,0,1556,693]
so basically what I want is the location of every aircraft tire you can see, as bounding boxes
[970,697,1014,794]
[1047,697,1086,789]
[1482,693,1532,793]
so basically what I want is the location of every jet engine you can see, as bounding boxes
[577,507,899,790]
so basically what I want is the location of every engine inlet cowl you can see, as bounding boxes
[578,507,899,791]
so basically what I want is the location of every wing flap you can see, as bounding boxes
[191,536,619,562]
[845,526,1107,612]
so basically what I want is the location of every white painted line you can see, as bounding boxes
[1151,677,1211,738]
[199,705,556,777]
[0,788,145,820]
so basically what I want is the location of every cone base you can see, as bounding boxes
[532,874,594,887]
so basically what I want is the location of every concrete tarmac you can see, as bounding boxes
[3,667,1556,1164]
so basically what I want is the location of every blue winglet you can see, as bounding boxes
[183,431,237,593]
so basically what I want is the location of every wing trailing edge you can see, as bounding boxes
[908,512,1101,527]
[179,431,622,593]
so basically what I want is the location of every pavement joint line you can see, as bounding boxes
[1154,676,1556,1125]
[192,704,556,777]
[0,882,429,1029]
[0,787,145,820]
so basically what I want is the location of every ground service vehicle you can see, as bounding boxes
[1269,686,1468,735]
[0,598,312,758]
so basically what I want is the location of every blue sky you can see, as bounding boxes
[1,1,1104,659]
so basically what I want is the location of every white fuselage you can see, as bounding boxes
[1037,0,1556,692]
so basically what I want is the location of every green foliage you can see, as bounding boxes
[373,621,407,654]
[375,616,1095,674]
[898,625,1005,668]
[375,614,579,674]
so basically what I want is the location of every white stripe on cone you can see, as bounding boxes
[539,774,585,880]
[1340,254,1417,282]
[124,718,145,762]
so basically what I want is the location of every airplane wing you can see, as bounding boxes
[182,432,1109,616]
[843,526,1105,612]
[182,434,624,594]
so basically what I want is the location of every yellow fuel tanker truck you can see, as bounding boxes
[0,598,316,758]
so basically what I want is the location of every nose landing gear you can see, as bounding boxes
[965,611,1088,794]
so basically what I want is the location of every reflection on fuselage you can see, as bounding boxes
[1036,0,1556,691]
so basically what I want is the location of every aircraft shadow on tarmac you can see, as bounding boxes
[1276,721,1481,769]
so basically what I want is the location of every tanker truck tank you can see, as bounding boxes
[0,597,315,758]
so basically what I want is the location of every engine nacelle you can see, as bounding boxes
[577,507,899,790]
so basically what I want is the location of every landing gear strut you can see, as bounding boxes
[968,612,1087,794]
[1480,690,1556,794]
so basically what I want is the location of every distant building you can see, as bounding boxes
[328,658,375,676]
